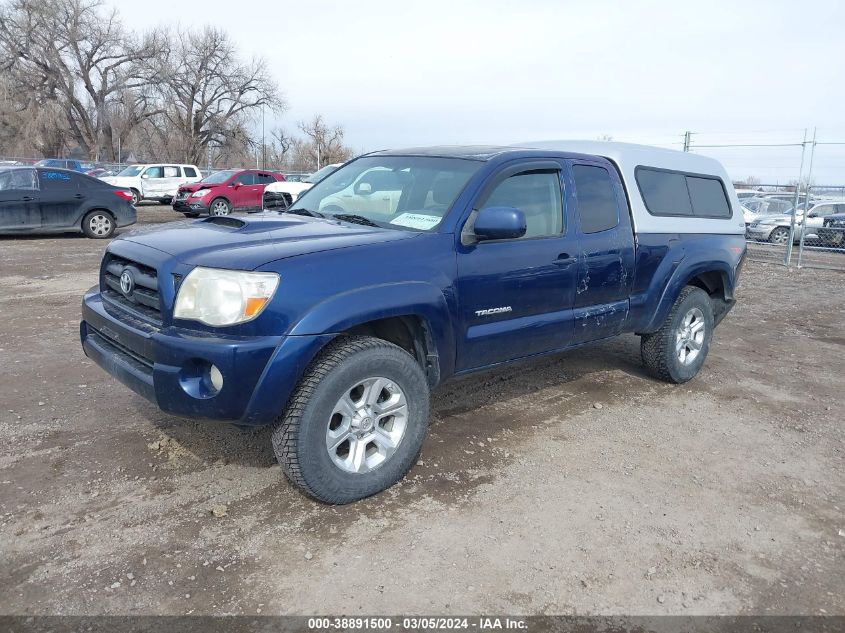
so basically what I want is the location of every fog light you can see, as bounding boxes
[209,365,224,392]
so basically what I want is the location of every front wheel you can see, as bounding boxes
[769,226,790,245]
[209,198,232,216]
[640,286,715,384]
[271,336,430,504]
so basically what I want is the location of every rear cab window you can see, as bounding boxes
[636,166,731,218]
[183,167,197,178]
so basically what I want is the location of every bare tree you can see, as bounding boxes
[0,0,166,160]
[736,175,761,187]
[154,26,285,166]
[296,115,353,169]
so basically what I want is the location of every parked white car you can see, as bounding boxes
[263,163,343,209]
[102,164,202,205]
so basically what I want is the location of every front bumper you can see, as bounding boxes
[746,224,777,240]
[172,197,210,214]
[80,288,332,425]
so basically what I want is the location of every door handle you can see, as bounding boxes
[73,193,84,199]
[21,195,34,201]
[554,254,577,267]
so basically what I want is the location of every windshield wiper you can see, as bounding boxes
[286,207,324,218]
[330,213,381,228]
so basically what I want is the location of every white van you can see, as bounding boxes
[102,164,202,205]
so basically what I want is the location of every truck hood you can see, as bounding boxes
[117,213,417,269]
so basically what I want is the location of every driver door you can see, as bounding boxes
[455,161,578,370]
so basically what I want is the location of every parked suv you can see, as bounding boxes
[80,142,745,503]
[818,212,845,248]
[746,200,845,244]
[173,169,284,216]
[102,164,202,205]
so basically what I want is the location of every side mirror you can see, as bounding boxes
[141,174,149,179]
[354,181,372,195]
[474,206,527,241]
[232,181,241,189]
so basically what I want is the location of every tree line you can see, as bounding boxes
[0,0,353,171]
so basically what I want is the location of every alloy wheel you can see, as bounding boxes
[675,307,705,365]
[325,377,408,474]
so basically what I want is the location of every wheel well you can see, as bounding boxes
[687,270,733,325]
[687,270,726,301]
[82,208,116,223]
[211,196,231,206]
[344,316,440,386]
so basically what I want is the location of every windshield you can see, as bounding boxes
[200,169,237,184]
[304,164,341,184]
[290,156,481,231]
[116,165,144,177]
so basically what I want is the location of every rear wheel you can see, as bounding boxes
[81,210,115,239]
[271,336,430,504]
[209,198,232,216]
[641,286,714,384]
[130,189,140,206]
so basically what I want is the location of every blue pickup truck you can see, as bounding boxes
[81,142,746,503]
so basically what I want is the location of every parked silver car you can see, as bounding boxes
[746,200,845,244]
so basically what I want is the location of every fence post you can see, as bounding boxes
[785,128,808,266]
[796,128,817,269]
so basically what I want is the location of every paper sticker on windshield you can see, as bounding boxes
[389,213,440,230]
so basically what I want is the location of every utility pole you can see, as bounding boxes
[683,131,692,152]
[261,104,266,170]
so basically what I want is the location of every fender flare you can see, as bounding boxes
[288,281,456,378]
[642,259,733,333]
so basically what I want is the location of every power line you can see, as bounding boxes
[691,142,805,148]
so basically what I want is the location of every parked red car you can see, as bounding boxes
[172,169,285,216]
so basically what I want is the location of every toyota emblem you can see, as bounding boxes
[119,269,135,296]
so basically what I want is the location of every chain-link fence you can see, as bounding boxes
[741,184,845,269]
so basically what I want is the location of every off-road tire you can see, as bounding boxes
[640,286,714,384]
[271,336,430,504]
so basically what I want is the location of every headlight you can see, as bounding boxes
[174,267,279,326]
[191,189,209,198]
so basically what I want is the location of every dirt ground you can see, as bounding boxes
[1,205,843,616]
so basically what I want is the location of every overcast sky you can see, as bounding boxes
[115,0,845,184]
